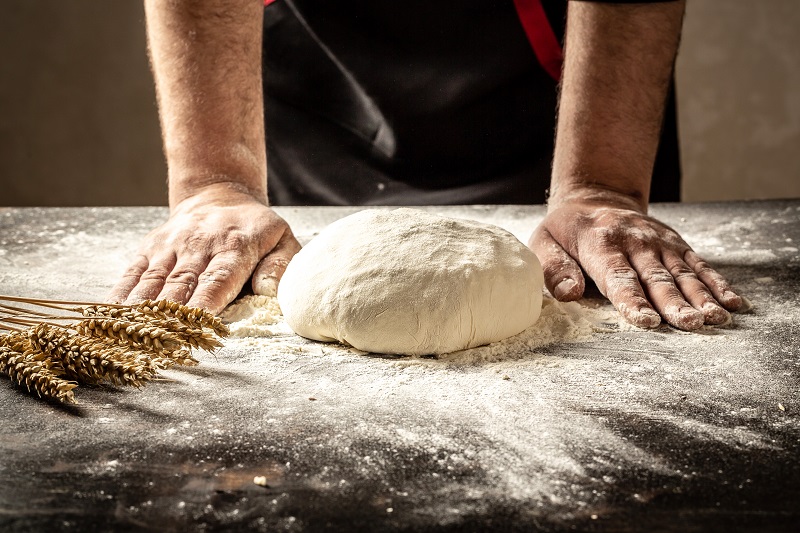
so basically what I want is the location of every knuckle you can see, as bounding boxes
[528,226,548,247]
[119,270,144,281]
[198,265,235,285]
[542,259,576,279]
[603,267,642,298]
[122,257,148,277]
[222,230,249,251]
[184,232,210,251]
[591,227,619,247]
[665,234,685,248]
[630,227,659,244]
[608,267,639,282]
[287,236,303,254]
[639,268,674,286]
[693,261,720,279]
[667,263,696,281]
[165,268,200,287]
[139,266,171,282]
[267,257,292,270]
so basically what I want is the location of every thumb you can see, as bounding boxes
[252,230,302,297]
[528,226,585,301]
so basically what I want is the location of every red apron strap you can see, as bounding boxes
[513,0,564,81]
[264,0,277,6]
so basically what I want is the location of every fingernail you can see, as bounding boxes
[667,304,704,330]
[554,278,578,300]
[254,275,279,297]
[722,290,742,307]
[636,307,661,328]
[702,302,730,325]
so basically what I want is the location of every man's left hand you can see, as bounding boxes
[529,194,742,330]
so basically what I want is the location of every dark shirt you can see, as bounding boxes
[262,0,680,206]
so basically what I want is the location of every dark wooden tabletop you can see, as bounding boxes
[1,201,798,532]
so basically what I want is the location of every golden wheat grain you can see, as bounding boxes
[30,324,158,387]
[150,318,223,352]
[0,345,77,404]
[74,318,184,354]
[135,299,230,338]
[79,307,223,352]
[0,330,33,354]
[160,347,199,367]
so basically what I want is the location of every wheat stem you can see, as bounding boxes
[0,302,54,318]
[0,294,127,309]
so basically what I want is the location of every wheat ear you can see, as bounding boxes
[79,306,223,352]
[29,324,159,387]
[0,345,77,404]
[74,318,184,354]
[134,299,230,338]
[1,296,226,405]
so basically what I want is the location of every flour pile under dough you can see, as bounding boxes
[277,208,544,355]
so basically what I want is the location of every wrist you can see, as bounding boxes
[165,145,268,209]
[169,180,268,215]
[547,180,648,214]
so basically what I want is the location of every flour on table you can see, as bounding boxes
[219,295,293,338]
[222,293,616,363]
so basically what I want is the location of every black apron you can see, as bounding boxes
[262,0,680,205]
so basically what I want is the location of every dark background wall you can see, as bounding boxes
[0,1,166,206]
[1,0,798,206]
[676,0,800,202]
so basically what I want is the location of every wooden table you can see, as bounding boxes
[1,201,798,532]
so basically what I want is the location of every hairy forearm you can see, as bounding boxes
[144,0,267,208]
[551,0,685,212]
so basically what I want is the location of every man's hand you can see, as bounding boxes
[529,190,742,330]
[532,1,742,329]
[115,0,288,314]
[108,185,300,314]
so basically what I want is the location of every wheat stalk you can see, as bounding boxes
[0,296,227,404]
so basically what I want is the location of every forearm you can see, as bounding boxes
[551,0,685,212]
[144,0,267,209]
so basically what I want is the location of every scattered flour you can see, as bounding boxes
[221,293,621,363]
[220,295,293,338]
[437,299,614,363]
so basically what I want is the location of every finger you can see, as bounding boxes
[528,226,585,301]
[124,254,177,305]
[156,254,211,305]
[252,230,302,297]
[662,251,730,325]
[186,252,249,314]
[684,250,743,311]
[584,254,662,329]
[107,255,149,304]
[630,253,704,330]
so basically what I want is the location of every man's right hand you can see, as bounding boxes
[108,184,300,314]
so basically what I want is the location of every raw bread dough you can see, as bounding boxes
[277,209,544,355]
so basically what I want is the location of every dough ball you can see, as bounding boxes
[277,208,544,355]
